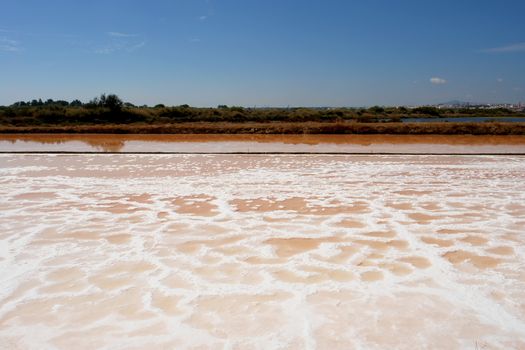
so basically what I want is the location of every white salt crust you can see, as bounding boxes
[0,154,524,349]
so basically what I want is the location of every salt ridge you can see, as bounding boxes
[0,154,524,349]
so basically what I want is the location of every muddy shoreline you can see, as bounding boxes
[1,121,525,135]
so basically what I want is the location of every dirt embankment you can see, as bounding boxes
[1,122,525,135]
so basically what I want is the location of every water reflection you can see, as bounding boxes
[2,136,126,152]
[0,134,525,153]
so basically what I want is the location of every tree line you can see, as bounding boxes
[9,94,125,110]
[1,94,523,127]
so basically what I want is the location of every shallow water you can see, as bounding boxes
[1,134,525,153]
[1,154,525,349]
[402,117,525,123]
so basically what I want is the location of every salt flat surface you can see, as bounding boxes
[0,154,524,349]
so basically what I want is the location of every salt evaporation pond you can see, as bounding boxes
[1,152,525,349]
[1,134,525,154]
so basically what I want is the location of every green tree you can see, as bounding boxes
[92,93,123,111]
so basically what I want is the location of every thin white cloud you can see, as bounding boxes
[127,41,146,52]
[108,31,137,38]
[497,78,503,83]
[199,15,208,21]
[94,46,118,54]
[0,37,20,52]
[95,32,145,54]
[481,42,525,53]
[430,77,447,85]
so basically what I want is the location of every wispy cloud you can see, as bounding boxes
[128,41,146,51]
[481,42,525,53]
[0,37,20,52]
[94,46,117,54]
[94,32,145,54]
[108,31,138,38]
[199,15,208,21]
[497,78,504,83]
[430,77,447,85]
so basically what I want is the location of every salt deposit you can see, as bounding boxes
[0,154,524,349]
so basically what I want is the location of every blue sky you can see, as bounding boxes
[1,0,524,106]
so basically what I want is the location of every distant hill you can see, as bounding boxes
[437,100,474,107]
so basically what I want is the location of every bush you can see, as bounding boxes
[368,106,385,113]
[412,106,440,116]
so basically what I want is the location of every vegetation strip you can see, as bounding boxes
[2,94,524,135]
